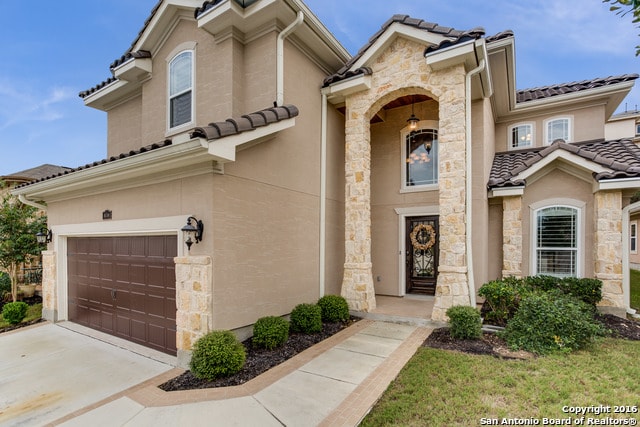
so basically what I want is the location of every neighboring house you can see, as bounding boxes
[11,0,640,366]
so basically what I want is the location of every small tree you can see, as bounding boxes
[0,186,46,302]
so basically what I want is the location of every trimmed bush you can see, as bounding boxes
[290,303,323,334]
[2,301,28,325]
[500,291,607,355]
[189,330,246,381]
[446,305,482,340]
[478,279,521,325]
[252,316,290,350]
[317,295,350,323]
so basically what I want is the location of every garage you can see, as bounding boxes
[67,235,178,355]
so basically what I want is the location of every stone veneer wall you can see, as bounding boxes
[502,196,523,278]
[594,191,624,311]
[174,255,213,367]
[41,250,57,321]
[340,37,470,320]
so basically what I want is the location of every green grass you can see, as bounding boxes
[0,303,42,328]
[361,338,640,427]
[630,269,640,311]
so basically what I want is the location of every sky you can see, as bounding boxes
[0,0,638,176]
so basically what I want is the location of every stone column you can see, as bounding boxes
[340,101,376,312]
[41,250,57,321]
[502,196,523,278]
[432,74,469,321]
[174,255,213,368]
[594,191,624,312]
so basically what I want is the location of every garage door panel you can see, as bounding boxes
[68,235,178,355]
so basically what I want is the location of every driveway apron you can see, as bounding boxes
[0,323,172,427]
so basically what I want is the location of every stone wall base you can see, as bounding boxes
[341,263,376,311]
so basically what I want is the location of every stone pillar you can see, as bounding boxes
[340,102,376,312]
[594,191,624,312]
[432,73,469,322]
[174,255,213,368]
[502,196,523,278]
[41,250,57,321]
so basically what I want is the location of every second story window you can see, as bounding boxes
[545,117,571,145]
[509,123,533,150]
[403,126,438,189]
[169,51,193,129]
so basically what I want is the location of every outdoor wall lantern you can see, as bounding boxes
[36,229,52,244]
[181,216,204,251]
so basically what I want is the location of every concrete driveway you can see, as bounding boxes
[0,323,173,427]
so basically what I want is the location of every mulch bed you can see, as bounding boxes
[423,313,640,359]
[0,295,44,334]
[159,318,360,392]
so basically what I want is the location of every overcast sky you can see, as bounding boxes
[1,0,638,175]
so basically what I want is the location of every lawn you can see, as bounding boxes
[0,303,42,329]
[361,338,640,426]
[631,269,640,311]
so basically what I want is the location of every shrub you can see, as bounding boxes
[446,305,482,340]
[290,303,323,334]
[2,301,28,325]
[317,295,350,323]
[557,277,603,307]
[189,330,246,381]
[500,291,607,355]
[252,316,290,350]
[478,279,521,325]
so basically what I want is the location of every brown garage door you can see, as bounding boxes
[68,236,177,355]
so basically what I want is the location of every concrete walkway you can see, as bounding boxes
[49,320,433,427]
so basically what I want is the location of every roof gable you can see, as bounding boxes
[324,15,484,88]
[488,139,640,190]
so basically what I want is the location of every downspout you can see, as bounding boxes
[18,194,47,211]
[319,93,327,296]
[276,11,304,106]
[622,202,638,315]
[465,58,485,308]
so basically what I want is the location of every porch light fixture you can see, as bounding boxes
[181,216,204,251]
[407,96,419,130]
[36,229,52,244]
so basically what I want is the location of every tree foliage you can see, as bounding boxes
[0,184,46,301]
[603,0,640,55]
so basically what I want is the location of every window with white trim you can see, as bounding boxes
[636,122,640,136]
[534,205,579,277]
[545,117,571,145]
[631,221,637,254]
[402,124,438,189]
[509,123,533,150]
[169,50,193,129]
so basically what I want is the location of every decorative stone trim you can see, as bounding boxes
[502,196,523,278]
[594,191,624,309]
[174,255,213,367]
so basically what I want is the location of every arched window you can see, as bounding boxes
[168,51,193,129]
[402,123,438,190]
[534,205,580,277]
[544,117,572,145]
[508,123,533,150]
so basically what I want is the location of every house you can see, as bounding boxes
[11,0,639,367]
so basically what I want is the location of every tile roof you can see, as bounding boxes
[2,164,73,182]
[488,139,640,189]
[13,140,173,190]
[110,50,152,71]
[517,74,639,104]
[191,104,299,140]
[323,15,493,88]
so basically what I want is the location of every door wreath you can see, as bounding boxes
[410,223,436,251]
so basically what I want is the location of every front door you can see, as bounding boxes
[406,216,438,295]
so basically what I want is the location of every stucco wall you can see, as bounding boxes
[521,168,594,277]
[494,105,605,151]
[107,95,142,157]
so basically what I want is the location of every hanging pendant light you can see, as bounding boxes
[407,95,419,130]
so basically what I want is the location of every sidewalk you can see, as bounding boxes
[51,320,434,427]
